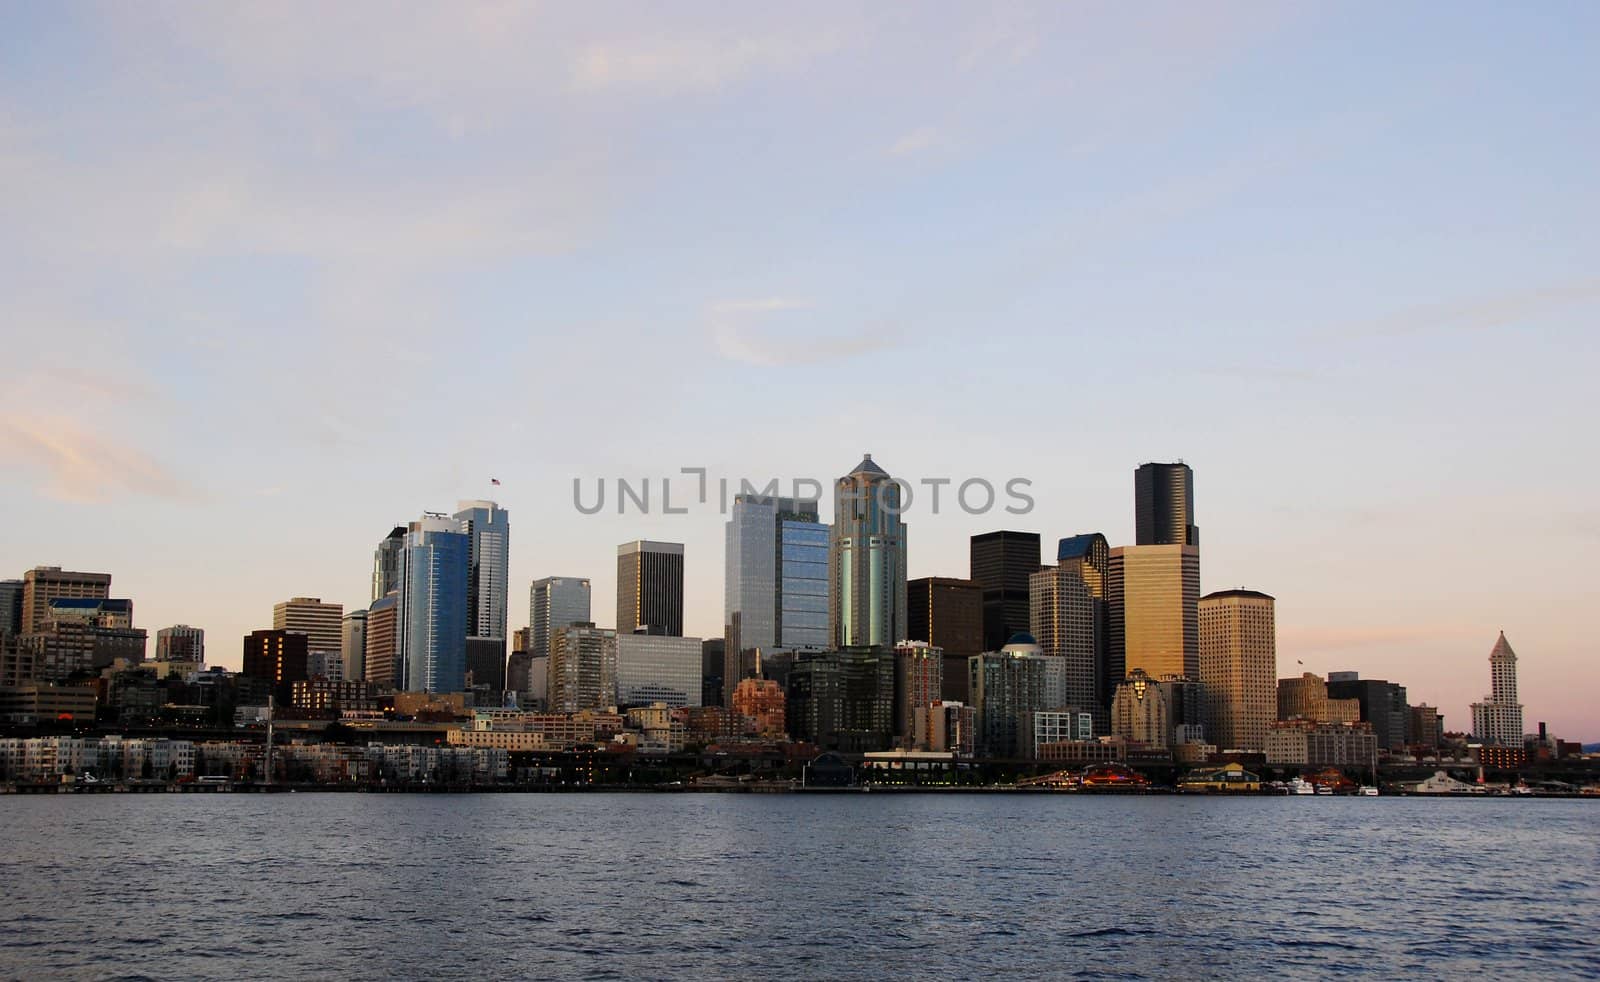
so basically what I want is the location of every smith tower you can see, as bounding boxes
[829,454,908,648]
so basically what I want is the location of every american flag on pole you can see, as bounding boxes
[491,478,501,486]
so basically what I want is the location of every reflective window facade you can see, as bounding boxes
[616,634,703,708]
[1108,544,1199,683]
[829,456,907,649]
[725,496,827,698]
[398,516,469,694]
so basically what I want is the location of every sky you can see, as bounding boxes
[1,3,1596,739]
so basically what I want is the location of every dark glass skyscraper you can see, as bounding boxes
[907,576,983,703]
[1135,462,1198,547]
[970,531,1041,652]
[829,455,908,649]
[617,541,684,637]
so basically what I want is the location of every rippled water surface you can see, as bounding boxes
[2,793,1596,979]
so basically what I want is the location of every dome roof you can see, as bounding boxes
[1003,631,1038,647]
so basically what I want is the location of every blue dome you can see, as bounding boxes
[1004,631,1038,647]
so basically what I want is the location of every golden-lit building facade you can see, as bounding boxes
[1110,669,1170,748]
[1198,589,1276,752]
[1108,544,1199,682]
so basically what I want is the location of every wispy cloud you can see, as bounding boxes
[572,34,843,93]
[1327,277,1600,342]
[0,414,197,504]
[707,298,903,367]
[886,125,948,157]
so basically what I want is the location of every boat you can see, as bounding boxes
[1358,785,1379,796]
[1315,784,1333,795]
[1286,777,1316,795]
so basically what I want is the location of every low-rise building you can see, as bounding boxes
[1264,719,1378,768]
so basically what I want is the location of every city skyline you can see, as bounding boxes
[1,5,1597,739]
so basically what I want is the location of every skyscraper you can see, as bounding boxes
[1030,533,1110,731]
[724,495,829,691]
[785,647,895,753]
[968,641,1048,759]
[397,514,470,693]
[1198,589,1276,752]
[548,623,618,713]
[531,577,592,664]
[893,641,944,748]
[272,597,343,659]
[970,531,1041,652]
[1326,672,1410,751]
[617,541,684,637]
[21,567,111,635]
[829,454,908,649]
[372,526,406,602]
[0,579,23,637]
[1471,632,1525,747]
[453,500,510,647]
[1111,669,1170,748]
[1134,462,1198,547]
[1108,544,1200,682]
[363,594,399,690]
[906,576,983,703]
[340,611,366,683]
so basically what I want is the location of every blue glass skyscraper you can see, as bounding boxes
[398,514,470,693]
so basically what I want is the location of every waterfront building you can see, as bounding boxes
[829,455,908,649]
[20,567,111,635]
[1034,709,1096,750]
[155,625,205,665]
[530,577,592,663]
[1110,670,1171,749]
[340,611,366,683]
[397,515,470,694]
[242,629,309,703]
[1470,632,1525,747]
[363,594,399,690]
[1326,672,1409,751]
[617,541,684,637]
[0,682,97,724]
[1264,719,1378,769]
[1410,704,1444,749]
[1134,462,1198,547]
[971,531,1041,652]
[785,647,895,753]
[912,700,976,756]
[1198,589,1276,752]
[548,623,618,713]
[893,641,944,748]
[731,677,787,737]
[1030,534,1109,730]
[616,633,702,707]
[1109,544,1199,682]
[968,642,1049,759]
[371,526,406,602]
[906,577,982,703]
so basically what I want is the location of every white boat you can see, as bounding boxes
[1287,777,1316,795]
[1315,784,1333,795]
[1359,785,1379,796]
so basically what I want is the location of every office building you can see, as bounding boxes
[363,594,399,690]
[0,580,23,637]
[968,644,1049,759]
[893,641,944,748]
[1198,589,1276,752]
[17,599,145,681]
[1410,704,1444,749]
[454,500,510,658]
[701,638,725,709]
[724,495,829,690]
[530,577,592,664]
[1030,534,1110,730]
[272,597,343,663]
[829,454,908,649]
[914,701,976,756]
[1278,672,1361,723]
[1110,669,1170,749]
[616,633,703,708]
[155,625,205,665]
[1134,462,1198,547]
[372,526,407,602]
[548,623,618,713]
[1265,719,1378,769]
[340,611,366,683]
[1108,544,1199,681]
[1326,672,1409,751]
[242,629,309,703]
[970,531,1041,652]
[906,577,983,703]
[397,515,470,694]
[465,637,506,694]
[617,541,684,637]
[1471,632,1525,747]
[785,647,895,753]
[21,567,111,635]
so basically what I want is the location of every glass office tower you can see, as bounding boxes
[829,454,908,649]
[398,515,470,693]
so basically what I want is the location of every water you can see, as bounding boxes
[1,793,1596,979]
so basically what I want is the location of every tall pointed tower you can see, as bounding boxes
[1470,632,1524,747]
[829,454,908,648]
